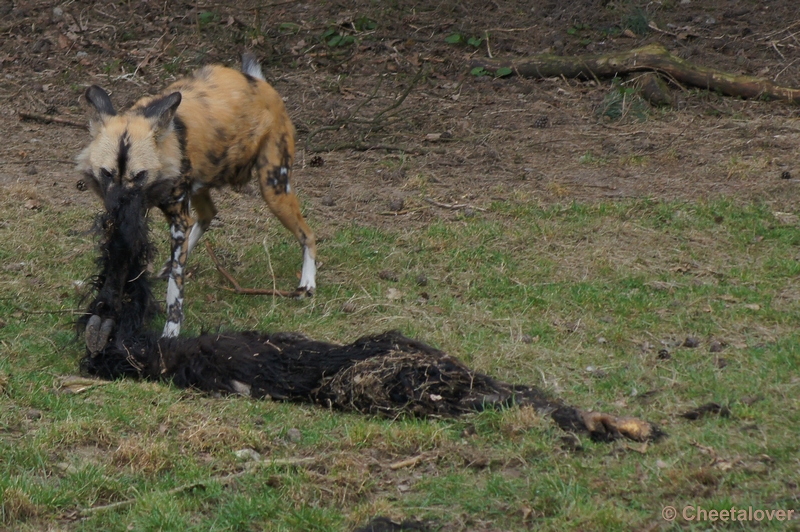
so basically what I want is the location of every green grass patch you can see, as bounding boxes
[1,193,798,530]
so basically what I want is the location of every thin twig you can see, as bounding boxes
[423,197,487,212]
[19,112,88,130]
[0,158,76,165]
[205,241,301,297]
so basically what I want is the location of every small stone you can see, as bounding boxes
[234,448,262,462]
[286,428,302,442]
[682,337,699,348]
[388,197,404,212]
[309,155,324,167]
[780,170,792,180]
[32,39,51,54]
[378,270,398,282]
[26,165,38,175]
[341,301,357,313]
[415,274,428,286]
[321,195,335,206]
[657,349,671,360]
[24,199,41,210]
[709,341,724,353]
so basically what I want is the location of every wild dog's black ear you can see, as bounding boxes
[142,92,182,133]
[85,85,116,133]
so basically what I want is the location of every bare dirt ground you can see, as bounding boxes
[1,0,798,227]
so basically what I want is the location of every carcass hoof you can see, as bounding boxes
[155,260,172,280]
[85,315,115,355]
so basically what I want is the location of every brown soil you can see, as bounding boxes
[1,0,799,229]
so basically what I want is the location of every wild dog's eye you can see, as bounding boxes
[132,170,148,184]
[99,168,113,181]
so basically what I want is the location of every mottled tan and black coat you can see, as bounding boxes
[77,54,316,337]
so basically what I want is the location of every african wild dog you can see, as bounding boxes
[77,53,316,338]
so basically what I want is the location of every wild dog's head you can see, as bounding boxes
[76,86,183,210]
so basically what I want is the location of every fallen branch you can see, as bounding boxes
[470,43,800,103]
[424,197,487,212]
[204,241,302,297]
[18,112,88,130]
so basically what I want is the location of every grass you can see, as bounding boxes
[1,190,799,530]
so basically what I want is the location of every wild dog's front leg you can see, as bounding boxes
[162,201,194,337]
[257,147,317,295]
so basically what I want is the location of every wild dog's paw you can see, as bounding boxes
[85,315,115,355]
[295,285,315,298]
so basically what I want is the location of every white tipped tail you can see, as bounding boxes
[241,52,265,81]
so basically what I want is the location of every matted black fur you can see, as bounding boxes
[77,185,157,343]
[78,186,663,442]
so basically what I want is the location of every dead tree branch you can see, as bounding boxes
[471,43,800,103]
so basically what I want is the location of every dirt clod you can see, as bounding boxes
[682,337,700,348]
[388,198,405,212]
[379,270,399,282]
[286,428,302,442]
[680,402,732,420]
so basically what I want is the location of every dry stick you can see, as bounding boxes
[423,197,487,212]
[470,43,800,103]
[0,158,76,165]
[389,453,430,470]
[19,112,88,130]
[77,457,316,517]
[204,241,301,297]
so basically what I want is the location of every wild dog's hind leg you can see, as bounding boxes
[162,198,194,337]
[255,137,317,295]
